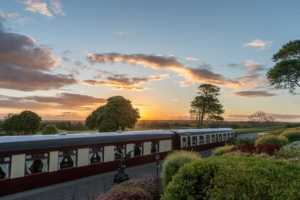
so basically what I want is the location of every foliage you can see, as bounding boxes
[86,96,140,132]
[281,128,300,142]
[161,151,200,188]
[97,177,159,200]
[255,134,288,147]
[117,177,160,200]
[190,84,224,127]
[267,40,300,93]
[162,156,300,200]
[42,124,59,135]
[97,185,151,200]
[2,111,41,135]
[275,142,300,164]
[213,145,234,155]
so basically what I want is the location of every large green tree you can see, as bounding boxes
[86,96,140,132]
[2,111,42,135]
[190,84,224,127]
[267,40,300,93]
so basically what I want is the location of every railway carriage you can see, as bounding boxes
[0,128,234,196]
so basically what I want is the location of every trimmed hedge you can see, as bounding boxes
[281,129,300,143]
[255,135,288,147]
[161,151,200,188]
[162,156,300,200]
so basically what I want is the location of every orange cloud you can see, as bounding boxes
[87,53,241,89]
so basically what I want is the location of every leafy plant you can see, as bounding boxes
[255,135,288,147]
[161,151,200,188]
[281,129,300,142]
[162,156,300,200]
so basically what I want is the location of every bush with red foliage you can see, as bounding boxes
[97,185,152,200]
[233,144,256,154]
[97,177,160,200]
[256,144,280,155]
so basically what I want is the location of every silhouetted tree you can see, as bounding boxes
[249,111,275,123]
[267,40,300,93]
[190,84,224,127]
[86,96,140,132]
[2,111,41,135]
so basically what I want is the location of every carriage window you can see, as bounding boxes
[134,143,143,157]
[0,156,10,179]
[218,134,222,142]
[211,135,216,143]
[114,145,126,160]
[151,141,159,153]
[191,136,197,146]
[223,133,227,141]
[25,153,49,175]
[206,135,210,144]
[199,136,204,144]
[59,150,77,170]
[89,146,103,164]
[182,137,188,148]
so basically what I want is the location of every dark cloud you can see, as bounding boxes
[0,93,105,109]
[87,53,240,88]
[85,73,168,91]
[235,90,276,97]
[0,26,76,91]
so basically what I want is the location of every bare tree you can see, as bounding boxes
[248,111,275,123]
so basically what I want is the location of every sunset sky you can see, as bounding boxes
[1,0,300,121]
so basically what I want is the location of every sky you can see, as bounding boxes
[0,0,300,121]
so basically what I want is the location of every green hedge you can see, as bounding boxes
[255,135,288,147]
[162,156,300,200]
[281,129,300,143]
[161,151,200,188]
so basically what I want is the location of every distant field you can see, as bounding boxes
[234,126,286,135]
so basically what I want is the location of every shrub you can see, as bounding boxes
[97,185,151,200]
[118,177,160,200]
[162,156,300,200]
[255,134,288,147]
[213,145,234,155]
[97,177,159,200]
[281,129,300,143]
[42,124,59,135]
[161,151,200,188]
[255,144,280,155]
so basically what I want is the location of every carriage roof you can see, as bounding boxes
[0,130,173,153]
[173,128,233,136]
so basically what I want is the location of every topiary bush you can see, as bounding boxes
[281,129,300,143]
[162,156,300,200]
[213,145,234,155]
[255,134,288,147]
[161,151,200,188]
[42,124,59,135]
